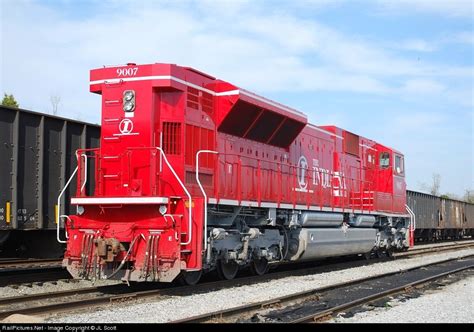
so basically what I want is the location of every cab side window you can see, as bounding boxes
[395,155,404,175]
[380,152,390,169]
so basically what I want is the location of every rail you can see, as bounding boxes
[170,256,474,323]
[1,241,469,319]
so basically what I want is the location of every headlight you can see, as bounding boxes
[123,90,135,112]
[123,101,135,112]
[77,205,85,215]
[123,90,134,101]
[159,205,167,215]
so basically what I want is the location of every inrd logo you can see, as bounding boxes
[119,119,134,134]
[297,155,308,190]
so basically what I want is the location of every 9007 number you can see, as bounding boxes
[117,67,138,77]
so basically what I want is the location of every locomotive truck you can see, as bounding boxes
[60,62,412,284]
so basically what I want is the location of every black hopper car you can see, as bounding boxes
[0,105,99,257]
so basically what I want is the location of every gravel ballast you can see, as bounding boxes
[46,248,474,323]
[0,279,120,299]
[332,275,474,323]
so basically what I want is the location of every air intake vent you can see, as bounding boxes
[187,87,199,110]
[344,131,359,157]
[187,87,214,114]
[163,122,181,155]
[201,91,213,115]
[185,124,215,166]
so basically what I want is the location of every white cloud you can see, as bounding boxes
[0,0,471,121]
[393,111,444,129]
[450,31,474,45]
[446,88,474,108]
[394,39,437,52]
[375,0,474,18]
[386,32,473,56]
[1,0,471,196]
[400,79,446,95]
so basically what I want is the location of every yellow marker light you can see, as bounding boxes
[6,202,10,224]
[55,204,59,224]
[184,200,195,208]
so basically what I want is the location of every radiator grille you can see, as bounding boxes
[163,122,181,155]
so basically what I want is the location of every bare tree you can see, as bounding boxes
[464,189,474,203]
[50,95,61,115]
[430,173,441,196]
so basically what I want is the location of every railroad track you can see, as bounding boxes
[395,240,474,257]
[0,258,68,287]
[171,256,474,323]
[0,242,472,320]
[0,255,402,320]
[0,258,62,269]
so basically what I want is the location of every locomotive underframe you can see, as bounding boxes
[64,202,410,283]
[203,204,410,273]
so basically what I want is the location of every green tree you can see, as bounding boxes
[1,93,19,108]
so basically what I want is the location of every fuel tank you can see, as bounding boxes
[288,227,376,261]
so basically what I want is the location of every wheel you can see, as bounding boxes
[178,270,202,286]
[375,249,384,259]
[216,259,239,280]
[386,249,394,259]
[250,258,269,276]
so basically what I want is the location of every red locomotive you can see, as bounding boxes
[60,63,412,284]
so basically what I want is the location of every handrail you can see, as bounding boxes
[196,150,219,252]
[76,148,100,197]
[155,147,193,246]
[212,152,373,210]
[405,204,416,230]
[80,154,87,194]
[57,166,78,243]
[214,152,373,186]
[74,146,381,239]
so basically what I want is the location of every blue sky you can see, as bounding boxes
[1,0,473,196]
